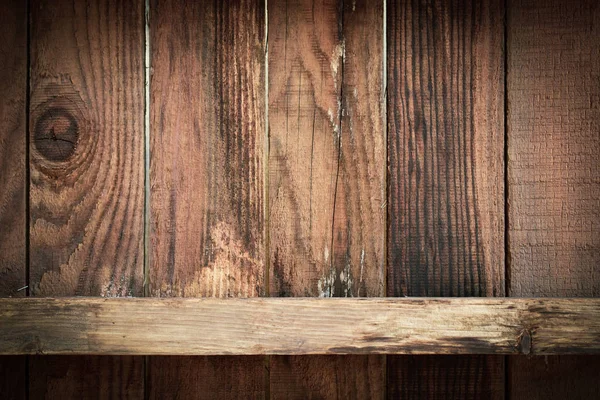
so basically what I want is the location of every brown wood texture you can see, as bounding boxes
[2,298,600,356]
[387,0,505,398]
[507,0,600,398]
[268,0,385,397]
[148,0,267,398]
[28,0,145,397]
[388,355,505,400]
[0,0,27,299]
[0,0,27,398]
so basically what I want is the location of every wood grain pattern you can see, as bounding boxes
[0,0,27,397]
[270,355,383,400]
[268,0,384,300]
[30,0,145,298]
[2,297,600,356]
[388,355,505,400]
[28,0,145,397]
[387,0,505,398]
[268,0,385,397]
[0,0,27,299]
[29,356,144,400]
[507,0,600,398]
[149,0,267,398]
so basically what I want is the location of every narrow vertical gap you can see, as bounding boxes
[264,0,270,301]
[143,0,151,299]
[264,1,271,399]
[382,0,388,399]
[143,0,151,399]
[25,0,31,300]
[503,1,510,400]
[25,0,32,398]
[503,0,510,300]
[329,0,345,278]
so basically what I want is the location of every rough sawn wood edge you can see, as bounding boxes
[1,298,598,356]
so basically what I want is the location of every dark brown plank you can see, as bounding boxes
[509,356,600,400]
[0,0,28,398]
[149,0,267,398]
[388,355,505,400]
[271,355,383,400]
[0,356,26,400]
[0,0,27,299]
[387,0,505,398]
[268,0,385,397]
[29,356,143,400]
[29,0,145,397]
[147,356,266,400]
[507,0,600,398]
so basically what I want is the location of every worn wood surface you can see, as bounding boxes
[0,0,27,398]
[507,0,600,398]
[149,0,267,398]
[387,0,505,398]
[28,0,145,397]
[268,0,385,397]
[2,297,600,356]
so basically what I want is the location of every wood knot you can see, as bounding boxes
[516,329,532,355]
[34,107,79,162]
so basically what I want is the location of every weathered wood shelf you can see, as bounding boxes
[1,298,598,356]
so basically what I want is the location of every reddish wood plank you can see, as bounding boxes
[508,0,600,397]
[0,0,28,398]
[387,0,505,398]
[268,0,385,397]
[28,0,145,397]
[148,0,267,397]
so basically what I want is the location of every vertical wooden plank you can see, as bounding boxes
[148,0,267,398]
[268,0,385,398]
[0,1,27,398]
[28,0,145,397]
[387,0,505,398]
[0,0,27,299]
[0,357,26,400]
[508,0,600,397]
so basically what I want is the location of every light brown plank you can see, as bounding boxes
[1,297,599,356]
[387,0,505,398]
[29,0,145,397]
[0,0,27,398]
[148,0,267,398]
[507,0,600,397]
[268,0,385,397]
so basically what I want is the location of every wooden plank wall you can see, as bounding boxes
[148,0,267,398]
[387,0,505,398]
[1,0,599,398]
[507,0,600,398]
[28,0,145,397]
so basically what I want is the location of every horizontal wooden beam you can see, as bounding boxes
[1,298,599,356]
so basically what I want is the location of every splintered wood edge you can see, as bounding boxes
[1,298,598,356]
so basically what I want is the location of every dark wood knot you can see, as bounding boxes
[34,107,79,162]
